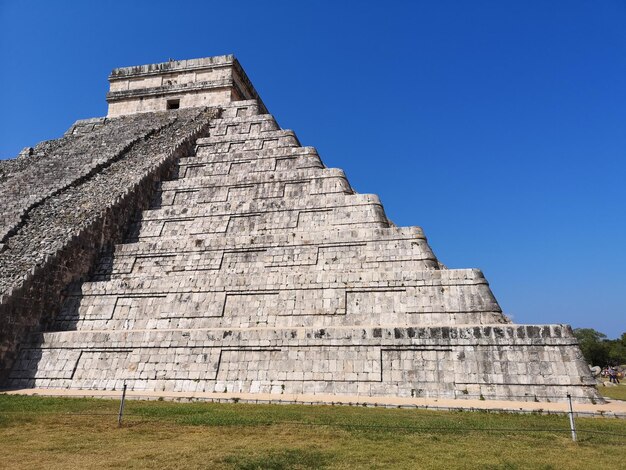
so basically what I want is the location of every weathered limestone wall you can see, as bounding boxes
[9,324,595,402]
[3,95,600,403]
[0,107,219,380]
[106,55,266,117]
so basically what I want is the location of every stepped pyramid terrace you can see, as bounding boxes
[0,55,600,404]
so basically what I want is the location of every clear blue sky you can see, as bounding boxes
[1,1,624,336]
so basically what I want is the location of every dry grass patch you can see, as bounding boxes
[598,383,626,401]
[0,395,624,469]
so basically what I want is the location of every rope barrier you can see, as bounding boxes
[1,410,624,437]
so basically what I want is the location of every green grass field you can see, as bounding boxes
[0,394,624,469]
[598,383,626,401]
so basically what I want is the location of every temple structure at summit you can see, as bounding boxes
[0,55,600,403]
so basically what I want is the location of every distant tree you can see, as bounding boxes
[573,328,609,366]
[573,329,626,366]
[607,333,626,365]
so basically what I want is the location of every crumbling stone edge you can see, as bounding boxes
[0,127,166,247]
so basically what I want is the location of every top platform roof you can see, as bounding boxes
[109,55,237,79]
[106,54,267,116]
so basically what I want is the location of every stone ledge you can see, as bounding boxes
[110,55,235,79]
[106,78,234,102]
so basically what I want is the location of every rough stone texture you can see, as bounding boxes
[0,56,601,403]
[106,55,266,117]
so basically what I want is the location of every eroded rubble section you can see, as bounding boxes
[0,107,219,378]
[5,100,600,403]
[0,113,173,243]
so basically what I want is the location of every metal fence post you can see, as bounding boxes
[118,381,127,427]
[566,393,577,442]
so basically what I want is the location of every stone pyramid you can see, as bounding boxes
[1,56,599,403]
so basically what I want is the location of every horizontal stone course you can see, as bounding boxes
[207,113,280,136]
[160,167,349,191]
[109,226,428,255]
[90,240,438,279]
[8,325,595,402]
[158,168,353,207]
[76,266,493,293]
